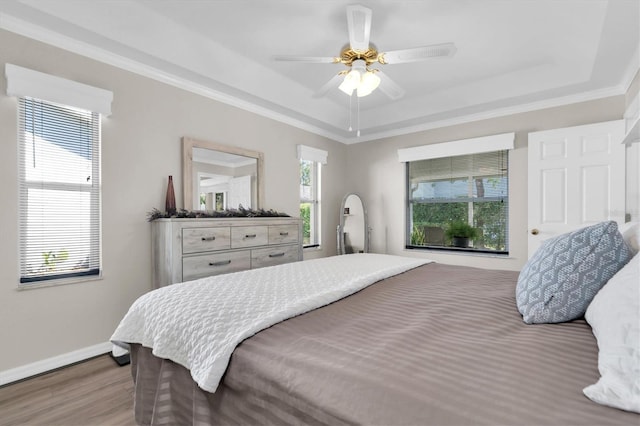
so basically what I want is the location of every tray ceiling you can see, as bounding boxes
[0,0,638,143]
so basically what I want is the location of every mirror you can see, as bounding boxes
[182,137,264,211]
[337,193,370,254]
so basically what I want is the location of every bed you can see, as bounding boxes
[112,252,639,426]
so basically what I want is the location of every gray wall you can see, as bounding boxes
[0,29,346,372]
[345,95,632,271]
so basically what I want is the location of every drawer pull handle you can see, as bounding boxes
[209,260,231,267]
[269,252,285,258]
[201,236,216,241]
[245,234,257,238]
[279,232,289,236]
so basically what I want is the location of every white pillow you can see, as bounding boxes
[583,253,640,413]
[620,221,640,255]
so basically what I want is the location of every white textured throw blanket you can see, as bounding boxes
[111,253,430,393]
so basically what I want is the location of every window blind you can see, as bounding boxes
[407,150,509,253]
[409,151,509,190]
[18,97,101,283]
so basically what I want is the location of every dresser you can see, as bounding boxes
[151,217,303,288]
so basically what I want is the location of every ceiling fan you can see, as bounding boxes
[274,4,456,100]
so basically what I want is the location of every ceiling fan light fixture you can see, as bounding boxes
[338,82,354,96]
[357,70,381,97]
[278,4,457,104]
[338,68,361,95]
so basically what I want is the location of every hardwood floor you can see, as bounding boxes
[0,355,135,426]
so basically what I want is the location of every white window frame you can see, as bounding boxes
[6,64,112,287]
[18,98,102,285]
[400,134,513,255]
[300,159,322,248]
[405,153,509,254]
[297,145,327,249]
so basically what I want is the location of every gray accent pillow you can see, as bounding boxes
[516,221,632,324]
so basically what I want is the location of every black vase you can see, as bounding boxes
[165,175,176,215]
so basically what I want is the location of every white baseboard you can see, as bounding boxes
[0,342,113,386]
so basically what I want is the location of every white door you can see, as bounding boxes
[528,120,625,256]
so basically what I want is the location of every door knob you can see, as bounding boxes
[531,228,539,235]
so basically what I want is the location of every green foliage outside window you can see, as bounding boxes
[300,203,311,245]
[300,160,311,186]
[407,151,508,253]
[42,249,69,271]
[410,201,507,251]
[300,159,320,247]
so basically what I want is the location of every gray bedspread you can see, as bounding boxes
[130,262,639,425]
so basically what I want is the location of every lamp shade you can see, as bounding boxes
[339,68,361,96]
[338,60,381,97]
[357,71,380,97]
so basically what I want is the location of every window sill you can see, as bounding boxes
[17,273,103,291]
[303,244,322,251]
[405,245,510,258]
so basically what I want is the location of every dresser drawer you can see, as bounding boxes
[231,226,268,248]
[268,224,299,245]
[182,250,250,281]
[251,245,300,269]
[152,218,303,288]
[182,227,231,254]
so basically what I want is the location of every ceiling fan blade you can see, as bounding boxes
[346,4,372,52]
[376,71,405,100]
[313,74,343,98]
[380,42,456,64]
[273,55,339,63]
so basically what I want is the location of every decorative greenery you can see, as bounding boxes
[147,206,290,222]
[410,225,426,245]
[42,249,69,271]
[445,221,479,239]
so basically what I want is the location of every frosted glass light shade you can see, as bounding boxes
[339,69,361,96]
[357,71,381,97]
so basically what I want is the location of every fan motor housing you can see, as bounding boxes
[340,47,379,66]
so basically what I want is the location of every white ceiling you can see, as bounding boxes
[1,0,638,144]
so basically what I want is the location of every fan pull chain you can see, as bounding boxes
[357,95,361,137]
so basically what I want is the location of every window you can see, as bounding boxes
[297,144,327,249]
[300,159,321,247]
[6,64,112,286]
[406,150,509,254]
[18,98,102,284]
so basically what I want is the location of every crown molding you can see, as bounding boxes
[620,46,640,93]
[0,13,347,142]
[0,11,632,146]
[346,85,626,144]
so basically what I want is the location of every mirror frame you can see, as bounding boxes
[182,137,265,210]
[338,193,370,254]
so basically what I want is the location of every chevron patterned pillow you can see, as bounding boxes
[516,221,632,324]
